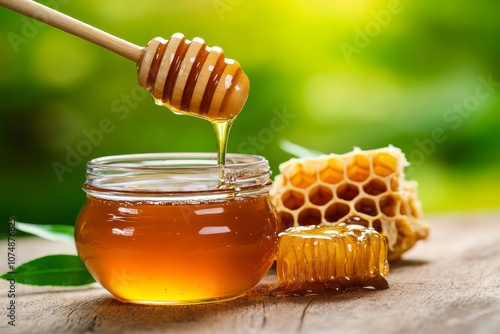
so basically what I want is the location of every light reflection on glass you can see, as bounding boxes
[112,227,135,236]
[118,207,138,214]
[198,226,231,235]
[195,207,224,215]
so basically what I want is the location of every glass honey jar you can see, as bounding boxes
[75,153,281,304]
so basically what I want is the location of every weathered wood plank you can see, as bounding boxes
[1,211,499,333]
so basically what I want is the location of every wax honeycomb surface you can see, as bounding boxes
[270,146,429,261]
[272,224,389,296]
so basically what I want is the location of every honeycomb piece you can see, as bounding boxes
[271,224,389,297]
[270,146,429,261]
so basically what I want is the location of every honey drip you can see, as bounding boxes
[272,224,389,297]
[137,33,250,166]
[213,119,234,166]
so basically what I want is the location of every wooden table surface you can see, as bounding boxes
[1,211,499,334]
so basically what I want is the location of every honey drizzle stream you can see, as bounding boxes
[213,119,234,166]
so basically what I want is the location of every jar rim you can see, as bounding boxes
[84,153,272,201]
[87,152,268,171]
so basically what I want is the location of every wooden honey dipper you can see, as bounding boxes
[138,34,249,120]
[0,0,250,121]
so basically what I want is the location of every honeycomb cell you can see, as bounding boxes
[354,198,378,217]
[390,178,400,192]
[336,183,359,201]
[325,202,351,222]
[297,208,322,226]
[319,158,344,184]
[344,215,367,226]
[372,219,382,233]
[281,190,305,210]
[373,152,397,177]
[289,162,317,188]
[308,185,333,206]
[272,224,389,297]
[409,199,420,217]
[344,217,383,234]
[380,194,398,217]
[347,155,370,182]
[278,211,295,230]
[363,178,387,196]
[399,201,407,216]
[400,194,422,218]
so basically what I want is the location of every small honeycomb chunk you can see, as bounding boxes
[270,146,430,261]
[272,224,389,297]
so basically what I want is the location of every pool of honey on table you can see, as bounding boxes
[75,194,280,304]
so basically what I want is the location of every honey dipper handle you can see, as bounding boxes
[0,0,142,61]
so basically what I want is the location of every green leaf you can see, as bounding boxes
[279,139,324,158]
[1,255,95,286]
[16,221,74,243]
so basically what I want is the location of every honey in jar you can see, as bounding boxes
[75,153,281,304]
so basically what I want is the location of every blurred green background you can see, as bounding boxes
[1,0,499,228]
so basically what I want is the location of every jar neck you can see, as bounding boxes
[83,153,272,202]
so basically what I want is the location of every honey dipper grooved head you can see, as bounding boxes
[137,33,250,120]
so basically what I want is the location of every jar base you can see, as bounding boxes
[112,292,246,305]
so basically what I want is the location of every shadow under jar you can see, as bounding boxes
[75,153,281,305]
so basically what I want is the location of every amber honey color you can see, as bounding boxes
[271,224,389,297]
[75,195,280,304]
